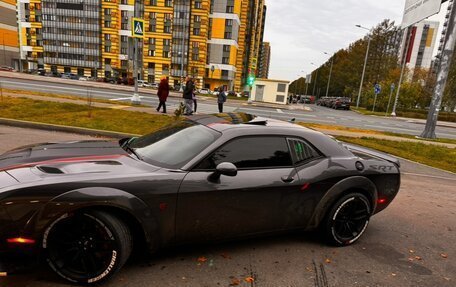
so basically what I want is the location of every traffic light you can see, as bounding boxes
[247,75,255,86]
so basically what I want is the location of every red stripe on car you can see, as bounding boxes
[0,154,126,172]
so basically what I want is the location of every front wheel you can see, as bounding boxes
[43,211,132,284]
[322,193,371,246]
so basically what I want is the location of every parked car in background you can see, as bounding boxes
[61,73,79,80]
[138,80,151,88]
[0,66,15,72]
[331,97,351,110]
[199,88,212,95]
[151,83,159,89]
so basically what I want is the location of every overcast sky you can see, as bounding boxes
[264,0,448,81]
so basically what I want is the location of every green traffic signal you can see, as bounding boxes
[247,75,255,86]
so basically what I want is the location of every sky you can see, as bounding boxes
[264,0,449,81]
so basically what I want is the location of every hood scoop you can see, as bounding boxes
[37,165,65,174]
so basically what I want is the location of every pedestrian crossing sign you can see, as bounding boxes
[132,18,145,38]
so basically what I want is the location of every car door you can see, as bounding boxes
[175,136,301,243]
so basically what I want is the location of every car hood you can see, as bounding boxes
[0,140,127,170]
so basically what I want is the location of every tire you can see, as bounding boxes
[43,211,132,284]
[322,193,371,246]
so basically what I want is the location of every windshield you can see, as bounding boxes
[129,121,221,169]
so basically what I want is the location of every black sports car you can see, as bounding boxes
[0,114,401,284]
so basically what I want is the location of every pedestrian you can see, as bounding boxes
[193,89,198,114]
[217,86,227,113]
[156,76,169,113]
[183,76,195,115]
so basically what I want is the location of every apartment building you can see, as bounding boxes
[17,0,265,91]
[1,0,20,68]
[258,41,270,78]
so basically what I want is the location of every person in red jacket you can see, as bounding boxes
[156,76,169,113]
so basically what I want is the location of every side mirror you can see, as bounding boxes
[216,162,238,177]
[208,162,237,182]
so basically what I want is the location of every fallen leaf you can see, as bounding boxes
[415,256,422,261]
[409,249,415,253]
[230,278,240,286]
[305,267,312,272]
[221,253,231,259]
[325,258,331,264]
[444,277,451,281]
[392,273,397,277]
[245,276,255,283]
[441,253,448,259]
[197,256,207,263]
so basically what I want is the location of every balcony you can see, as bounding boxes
[42,33,100,44]
[43,45,100,56]
[44,57,100,68]
[42,21,100,31]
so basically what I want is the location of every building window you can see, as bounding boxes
[276,95,285,103]
[165,0,172,7]
[222,57,229,64]
[221,70,229,77]
[105,45,111,52]
[104,8,111,15]
[149,0,157,5]
[121,47,127,54]
[148,75,155,83]
[163,51,170,58]
[105,58,111,65]
[121,36,128,43]
[104,34,111,40]
[104,20,111,28]
[149,38,155,45]
[277,83,286,92]
[148,49,155,56]
[164,39,170,46]
[194,15,201,23]
[223,45,230,52]
[193,28,200,36]
[224,32,232,39]
[226,5,234,13]
[226,19,233,26]
[163,64,169,75]
[194,0,202,9]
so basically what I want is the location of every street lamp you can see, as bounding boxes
[311,62,319,97]
[323,52,334,98]
[355,24,371,108]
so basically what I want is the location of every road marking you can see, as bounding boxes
[277,109,284,114]
[402,172,456,181]
[110,96,146,101]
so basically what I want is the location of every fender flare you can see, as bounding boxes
[27,187,160,252]
[307,176,378,229]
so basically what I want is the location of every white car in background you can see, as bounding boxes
[138,80,151,88]
[199,88,212,95]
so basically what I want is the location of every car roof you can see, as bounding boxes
[187,113,319,135]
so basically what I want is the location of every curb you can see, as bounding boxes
[0,118,139,139]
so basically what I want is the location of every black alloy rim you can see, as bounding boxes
[333,197,370,242]
[47,214,116,280]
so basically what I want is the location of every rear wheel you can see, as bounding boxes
[43,211,132,284]
[322,193,371,246]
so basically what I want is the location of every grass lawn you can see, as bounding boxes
[337,136,456,173]
[0,96,177,135]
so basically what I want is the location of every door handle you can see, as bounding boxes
[281,176,294,183]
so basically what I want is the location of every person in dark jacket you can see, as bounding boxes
[156,76,169,113]
[217,86,227,113]
[183,76,195,115]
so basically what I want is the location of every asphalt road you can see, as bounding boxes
[1,75,455,139]
[0,125,455,287]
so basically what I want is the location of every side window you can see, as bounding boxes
[196,137,293,170]
[288,139,321,165]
